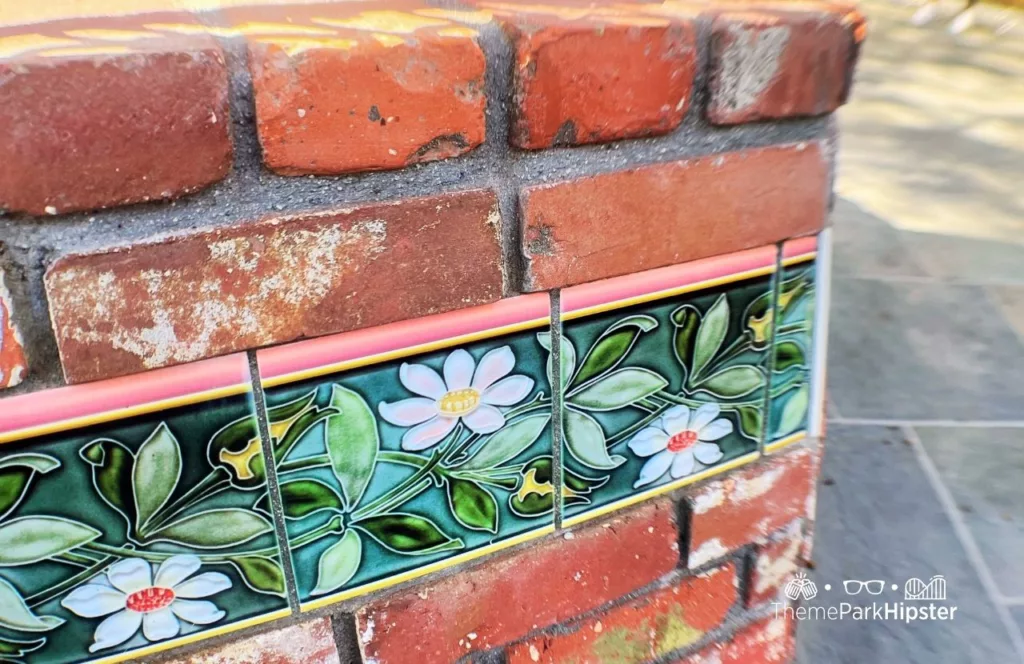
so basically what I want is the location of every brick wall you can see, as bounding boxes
[0,1,861,662]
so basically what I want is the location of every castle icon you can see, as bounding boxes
[904,575,946,601]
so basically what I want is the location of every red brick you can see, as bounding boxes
[707,8,865,125]
[355,499,679,664]
[0,263,28,390]
[676,615,795,663]
[507,564,736,664]
[504,14,696,149]
[0,24,231,216]
[165,617,340,664]
[45,189,503,383]
[248,18,485,175]
[686,445,817,568]
[747,521,803,607]
[520,143,828,290]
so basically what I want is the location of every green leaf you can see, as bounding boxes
[268,390,317,423]
[537,331,576,389]
[311,529,362,597]
[564,408,625,470]
[462,413,550,471]
[149,509,272,549]
[326,385,379,511]
[274,407,337,463]
[568,368,668,411]
[279,479,345,520]
[356,513,463,555]
[0,517,100,567]
[0,454,60,522]
[775,385,810,437]
[0,635,46,658]
[133,423,182,533]
[692,294,729,382]
[671,305,701,381]
[695,366,765,399]
[229,556,286,596]
[446,479,498,533]
[0,578,62,632]
[508,457,607,517]
[774,340,806,372]
[736,405,763,441]
[79,439,137,532]
[570,315,657,388]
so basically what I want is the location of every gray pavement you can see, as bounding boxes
[796,0,1024,661]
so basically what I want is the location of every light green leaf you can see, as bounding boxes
[446,479,498,533]
[568,368,668,411]
[775,385,810,437]
[311,529,362,597]
[0,634,46,658]
[537,331,576,389]
[149,509,272,549]
[570,315,657,388]
[695,366,765,399]
[564,408,625,470]
[133,423,182,533]
[0,578,62,632]
[356,513,463,555]
[0,517,100,567]
[692,294,729,382]
[0,454,60,522]
[327,386,379,511]
[462,413,550,471]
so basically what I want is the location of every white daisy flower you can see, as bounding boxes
[379,346,535,451]
[628,403,732,489]
[62,555,230,653]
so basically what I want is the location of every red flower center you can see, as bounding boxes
[667,430,699,453]
[125,587,175,613]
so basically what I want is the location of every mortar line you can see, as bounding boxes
[903,425,1024,663]
[248,350,301,613]
[758,243,785,454]
[830,418,1024,428]
[836,272,1024,289]
[550,289,564,532]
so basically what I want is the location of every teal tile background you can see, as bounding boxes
[768,258,817,447]
[0,393,289,664]
[261,325,554,606]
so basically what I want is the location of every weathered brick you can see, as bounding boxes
[707,8,865,125]
[248,14,486,175]
[0,264,28,390]
[164,617,340,664]
[520,143,827,291]
[747,521,803,607]
[504,13,696,149]
[507,564,735,664]
[0,25,231,216]
[355,499,679,664]
[45,189,503,383]
[686,445,817,568]
[676,615,795,663]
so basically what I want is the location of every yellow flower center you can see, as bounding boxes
[438,388,481,417]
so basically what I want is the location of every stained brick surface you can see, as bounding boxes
[520,143,828,291]
[45,189,503,383]
[0,264,28,390]
[676,615,796,663]
[165,618,341,664]
[748,522,804,607]
[507,564,736,664]
[355,499,679,664]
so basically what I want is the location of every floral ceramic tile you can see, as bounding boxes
[256,295,554,610]
[558,247,780,526]
[0,356,290,664]
[766,238,818,452]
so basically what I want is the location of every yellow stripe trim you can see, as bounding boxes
[0,384,250,446]
[87,608,292,664]
[765,431,808,454]
[263,317,551,388]
[561,452,761,529]
[299,525,554,611]
[781,251,817,267]
[562,265,776,322]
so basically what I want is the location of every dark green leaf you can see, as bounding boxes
[736,405,763,441]
[0,635,46,658]
[312,529,362,596]
[447,479,498,533]
[695,366,764,399]
[274,406,337,463]
[133,423,182,533]
[742,290,773,349]
[508,457,606,517]
[0,454,59,522]
[206,415,262,489]
[462,413,549,471]
[229,556,286,596]
[568,368,667,411]
[79,438,137,532]
[671,305,701,380]
[693,295,729,381]
[564,408,625,470]
[326,386,379,510]
[774,340,806,372]
[0,517,100,567]
[0,578,62,632]
[278,479,345,520]
[268,390,317,423]
[149,509,272,549]
[570,315,657,388]
[356,513,463,555]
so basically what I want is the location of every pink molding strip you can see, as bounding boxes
[782,235,818,260]
[258,292,551,384]
[0,353,251,442]
[562,243,781,315]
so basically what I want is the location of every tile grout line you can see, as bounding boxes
[550,289,564,531]
[830,417,1024,428]
[247,350,302,614]
[758,243,785,454]
[903,425,1024,664]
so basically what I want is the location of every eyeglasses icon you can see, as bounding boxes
[843,580,886,595]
